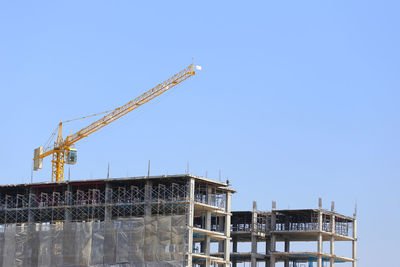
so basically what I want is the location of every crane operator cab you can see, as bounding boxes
[66,148,77,165]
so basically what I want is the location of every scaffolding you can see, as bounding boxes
[0,174,234,267]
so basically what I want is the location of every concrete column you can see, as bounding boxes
[145,180,153,216]
[28,187,36,223]
[204,187,212,266]
[64,184,72,221]
[232,235,238,267]
[317,210,323,267]
[330,235,335,266]
[224,192,232,267]
[352,218,357,267]
[284,239,290,267]
[251,201,258,267]
[187,178,195,267]
[330,202,335,267]
[265,236,271,253]
[200,239,205,253]
[218,216,225,252]
[233,236,238,252]
[266,209,271,265]
[270,235,276,253]
[270,254,275,267]
[270,232,276,267]
[217,190,225,254]
[271,206,276,252]
[265,236,271,267]
[105,182,112,220]
[205,210,211,267]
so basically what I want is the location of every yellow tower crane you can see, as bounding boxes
[33,64,199,182]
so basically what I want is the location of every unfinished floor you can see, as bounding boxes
[0,175,357,267]
[224,200,357,267]
[0,174,234,267]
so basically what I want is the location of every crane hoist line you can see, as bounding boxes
[33,64,201,182]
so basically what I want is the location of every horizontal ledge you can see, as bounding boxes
[192,227,229,240]
[191,253,228,264]
[270,252,355,262]
[193,202,228,214]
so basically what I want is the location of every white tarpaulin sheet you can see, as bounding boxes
[0,215,186,267]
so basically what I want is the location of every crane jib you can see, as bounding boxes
[33,64,197,182]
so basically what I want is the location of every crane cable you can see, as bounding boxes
[62,109,113,123]
[41,109,113,152]
[42,126,58,153]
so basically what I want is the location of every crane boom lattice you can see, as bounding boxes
[33,64,197,182]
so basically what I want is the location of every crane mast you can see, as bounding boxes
[34,64,197,182]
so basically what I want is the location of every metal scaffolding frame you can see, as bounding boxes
[0,174,234,267]
[0,182,190,224]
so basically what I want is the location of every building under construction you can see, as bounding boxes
[0,174,233,266]
[227,201,357,267]
[0,174,356,267]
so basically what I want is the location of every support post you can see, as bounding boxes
[330,202,335,267]
[251,201,258,267]
[224,192,232,267]
[187,178,195,267]
[284,239,290,267]
[270,202,276,267]
[271,202,276,252]
[352,214,357,267]
[105,182,112,221]
[270,255,275,267]
[232,236,238,267]
[145,181,153,216]
[317,209,323,267]
[64,184,72,221]
[205,187,212,267]
[28,187,35,223]
[265,236,271,267]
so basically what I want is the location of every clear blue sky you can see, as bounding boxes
[0,1,399,266]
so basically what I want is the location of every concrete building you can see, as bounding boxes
[0,174,356,267]
[226,200,357,267]
[0,174,234,267]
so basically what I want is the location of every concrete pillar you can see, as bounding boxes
[284,239,290,267]
[330,235,335,266]
[28,187,36,223]
[266,236,271,253]
[224,192,232,267]
[352,217,357,267]
[270,254,275,267]
[265,236,271,267]
[270,231,276,267]
[317,210,323,267]
[205,210,211,267]
[105,182,112,220]
[205,187,212,262]
[145,180,153,216]
[204,186,213,267]
[218,216,225,253]
[271,205,276,253]
[330,202,335,267]
[232,236,238,267]
[251,201,258,267]
[200,240,205,253]
[187,178,195,267]
[64,184,72,221]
